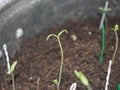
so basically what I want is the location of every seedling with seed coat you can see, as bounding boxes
[47,30,68,90]
[111,24,119,63]
[3,44,17,90]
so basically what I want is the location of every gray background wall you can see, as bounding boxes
[0,0,120,63]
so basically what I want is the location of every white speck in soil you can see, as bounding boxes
[88,31,92,35]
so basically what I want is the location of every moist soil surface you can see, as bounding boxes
[0,18,120,90]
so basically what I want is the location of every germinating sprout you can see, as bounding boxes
[98,1,111,29]
[7,61,17,75]
[74,70,93,90]
[105,24,119,90]
[3,44,17,90]
[111,24,119,63]
[47,30,68,90]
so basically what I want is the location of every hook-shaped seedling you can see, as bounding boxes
[47,29,68,40]
[47,30,68,90]
[111,24,119,63]
[3,44,17,90]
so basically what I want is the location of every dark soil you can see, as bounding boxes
[0,18,120,90]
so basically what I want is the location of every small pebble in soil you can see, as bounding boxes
[75,42,78,46]
[102,64,108,73]
[29,76,33,80]
[88,31,92,35]
[65,58,70,62]
[95,44,98,47]
[111,46,114,49]
[71,34,77,41]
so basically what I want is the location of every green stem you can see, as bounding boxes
[100,25,105,65]
[118,84,120,90]
[47,30,68,90]
[105,16,108,29]
[11,73,15,90]
[57,37,63,90]
[112,30,118,63]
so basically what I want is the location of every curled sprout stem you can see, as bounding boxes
[112,30,119,63]
[47,30,68,90]
[112,24,119,63]
[3,44,16,90]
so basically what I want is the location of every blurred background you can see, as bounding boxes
[0,0,120,64]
